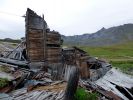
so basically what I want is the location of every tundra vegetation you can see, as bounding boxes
[74,87,98,100]
[0,78,9,88]
[79,41,133,75]
[73,42,133,99]
[0,40,132,99]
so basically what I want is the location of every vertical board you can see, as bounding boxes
[25,8,47,62]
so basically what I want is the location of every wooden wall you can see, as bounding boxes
[25,8,61,65]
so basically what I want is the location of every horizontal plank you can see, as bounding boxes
[0,57,28,66]
[28,30,43,38]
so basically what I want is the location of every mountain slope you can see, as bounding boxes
[62,24,133,46]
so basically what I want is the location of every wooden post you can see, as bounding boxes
[64,67,79,100]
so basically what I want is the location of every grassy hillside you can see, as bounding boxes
[62,24,133,46]
[79,41,133,75]
[0,38,21,43]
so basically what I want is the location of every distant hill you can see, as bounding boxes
[62,24,133,46]
[0,38,21,43]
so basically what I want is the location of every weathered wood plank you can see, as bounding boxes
[25,8,47,62]
[0,57,28,66]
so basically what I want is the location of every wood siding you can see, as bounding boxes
[25,8,47,62]
[25,8,61,64]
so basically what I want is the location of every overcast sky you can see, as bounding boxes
[0,0,133,39]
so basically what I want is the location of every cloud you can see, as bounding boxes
[0,0,133,38]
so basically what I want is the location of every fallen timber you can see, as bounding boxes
[0,8,133,100]
[0,57,28,67]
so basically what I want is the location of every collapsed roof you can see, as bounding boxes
[0,8,132,100]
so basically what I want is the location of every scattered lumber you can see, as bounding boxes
[0,8,132,100]
[0,57,28,67]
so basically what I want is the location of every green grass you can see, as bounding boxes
[0,66,10,88]
[0,78,9,88]
[111,60,133,75]
[74,87,98,100]
[79,41,133,75]
[79,42,133,59]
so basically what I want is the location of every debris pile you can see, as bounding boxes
[0,8,133,100]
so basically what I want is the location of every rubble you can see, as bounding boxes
[0,8,133,100]
[10,89,64,100]
[95,68,133,100]
[0,71,14,81]
[0,93,13,100]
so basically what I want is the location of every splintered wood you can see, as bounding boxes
[10,90,65,100]
[34,82,66,92]
[1,8,131,100]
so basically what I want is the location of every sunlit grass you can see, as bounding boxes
[74,87,98,100]
[79,41,133,75]
[111,60,133,75]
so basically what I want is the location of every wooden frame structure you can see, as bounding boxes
[25,8,47,62]
[25,8,62,71]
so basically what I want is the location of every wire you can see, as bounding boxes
[0,11,24,18]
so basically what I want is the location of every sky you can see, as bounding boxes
[0,0,133,39]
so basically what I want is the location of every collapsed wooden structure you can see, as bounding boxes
[25,8,95,79]
[1,8,132,100]
[0,8,113,82]
[0,8,111,80]
[25,8,62,71]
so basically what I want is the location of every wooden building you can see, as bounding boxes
[47,30,62,63]
[25,8,62,71]
[25,8,92,79]
[62,47,90,79]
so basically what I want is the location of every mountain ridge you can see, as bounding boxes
[62,23,133,46]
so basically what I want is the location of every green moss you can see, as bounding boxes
[0,78,9,88]
[74,87,98,100]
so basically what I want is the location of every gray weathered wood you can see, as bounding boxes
[0,57,28,66]
[63,67,79,100]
